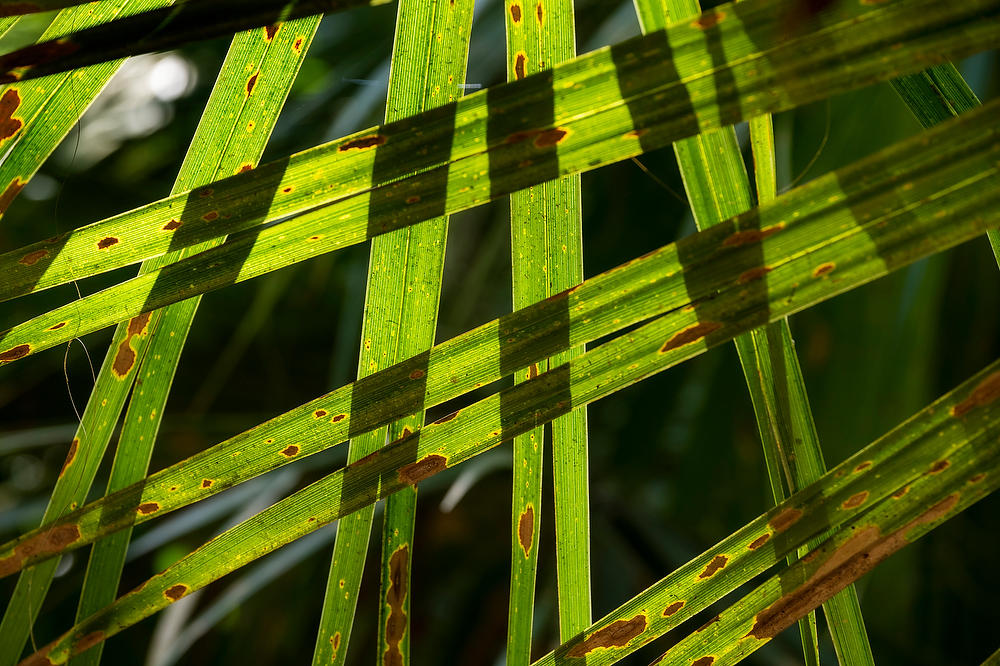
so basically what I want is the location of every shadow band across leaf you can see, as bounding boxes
[20,340,1000,663]
[1,93,998,579]
[1,0,998,352]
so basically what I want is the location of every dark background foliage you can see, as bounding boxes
[1,1,998,664]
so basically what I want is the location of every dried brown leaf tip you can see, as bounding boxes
[566,614,647,657]
[518,505,534,557]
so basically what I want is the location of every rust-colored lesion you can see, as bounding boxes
[0,343,30,362]
[535,1,543,24]
[314,409,328,418]
[514,52,527,80]
[951,370,1000,417]
[339,134,387,151]
[96,236,119,249]
[738,266,772,284]
[748,533,770,550]
[660,322,722,353]
[892,485,910,499]
[0,177,25,215]
[201,479,213,489]
[164,583,188,601]
[332,413,346,423]
[769,507,802,533]
[691,657,715,666]
[408,369,426,380]
[0,88,22,141]
[812,262,836,277]
[383,545,409,666]
[202,211,219,221]
[398,454,447,485]
[841,491,869,509]
[926,460,950,474]
[137,502,160,515]
[691,9,725,29]
[264,24,280,41]
[854,461,872,473]
[48,322,66,330]
[698,554,728,579]
[162,218,182,231]
[566,614,647,657]
[0,522,81,577]
[58,438,79,478]
[517,505,534,557]
[534,127,568,147]
[293,37,304,52]
[747,494,960,641]
[331,631,341,655]
[969,473,987,484]
[722,223,784,247]
[17,249,49,266]
[662,600,685,617]
[280,444,300,457]
[246,72,259,95]
[509,2,521,22]
[75,631,106,653]
[112,312,153,378]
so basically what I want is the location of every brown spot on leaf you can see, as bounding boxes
[0,522,81,577]
[0,89,21,140]
[97,236,118,249]
[264,24,279,41]
[660,322,722,353]
[927,460,950,474]
[692,9,725,29]
[892,485,910,499]
[331,632,341,653]
[566,615,647,657]
[514,52,527,80]
[409,369,426,380]
[769,507,802,533]
[201,479,213,489]
[534,127,567,147]
[48,322,66,330]
[58,438,78,478]
[662,601,685,617]
[162,218,182,231]
[281,445,300,457]
[748,533,770,550]
[510,3,521,21]
[0,177,24,214]
[314,409,328,418]
[854,461,872,472]
[691,657,715,666]
[698,555,728,579]
[398,454,447,485]
[722,223,784,247]
[813,262,836,277]
[293,37,303,51]
[246,72,258,95]
[747,494,959,641]
[202,211,219,221]
[76,631,105,653]
[18,248,48,266]
[0,343,31,362]
[164,584,188,601]
[841,491,869,509]
[383,545,409,666]
[969,473,987,484]
[405,195,420,204]
[535,1,543,24]
[137,502,160,515]
[332,414,346,422]
[518,505,534,557]
[339,134,386,151]
[112,312,153,378]
[625,128,648,139]
[738,266,772,283]
[238,163,254,173]
[951,371,1000,417]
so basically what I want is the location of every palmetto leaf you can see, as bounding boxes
[2,0,998,365]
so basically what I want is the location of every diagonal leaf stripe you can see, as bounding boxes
[0,0,997,348]
[2,97,998,580]
[0,0,388,83]
[540,358,1000,666]
[20,337,1000,664]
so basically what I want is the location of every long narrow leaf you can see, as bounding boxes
[4,97,998,581]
